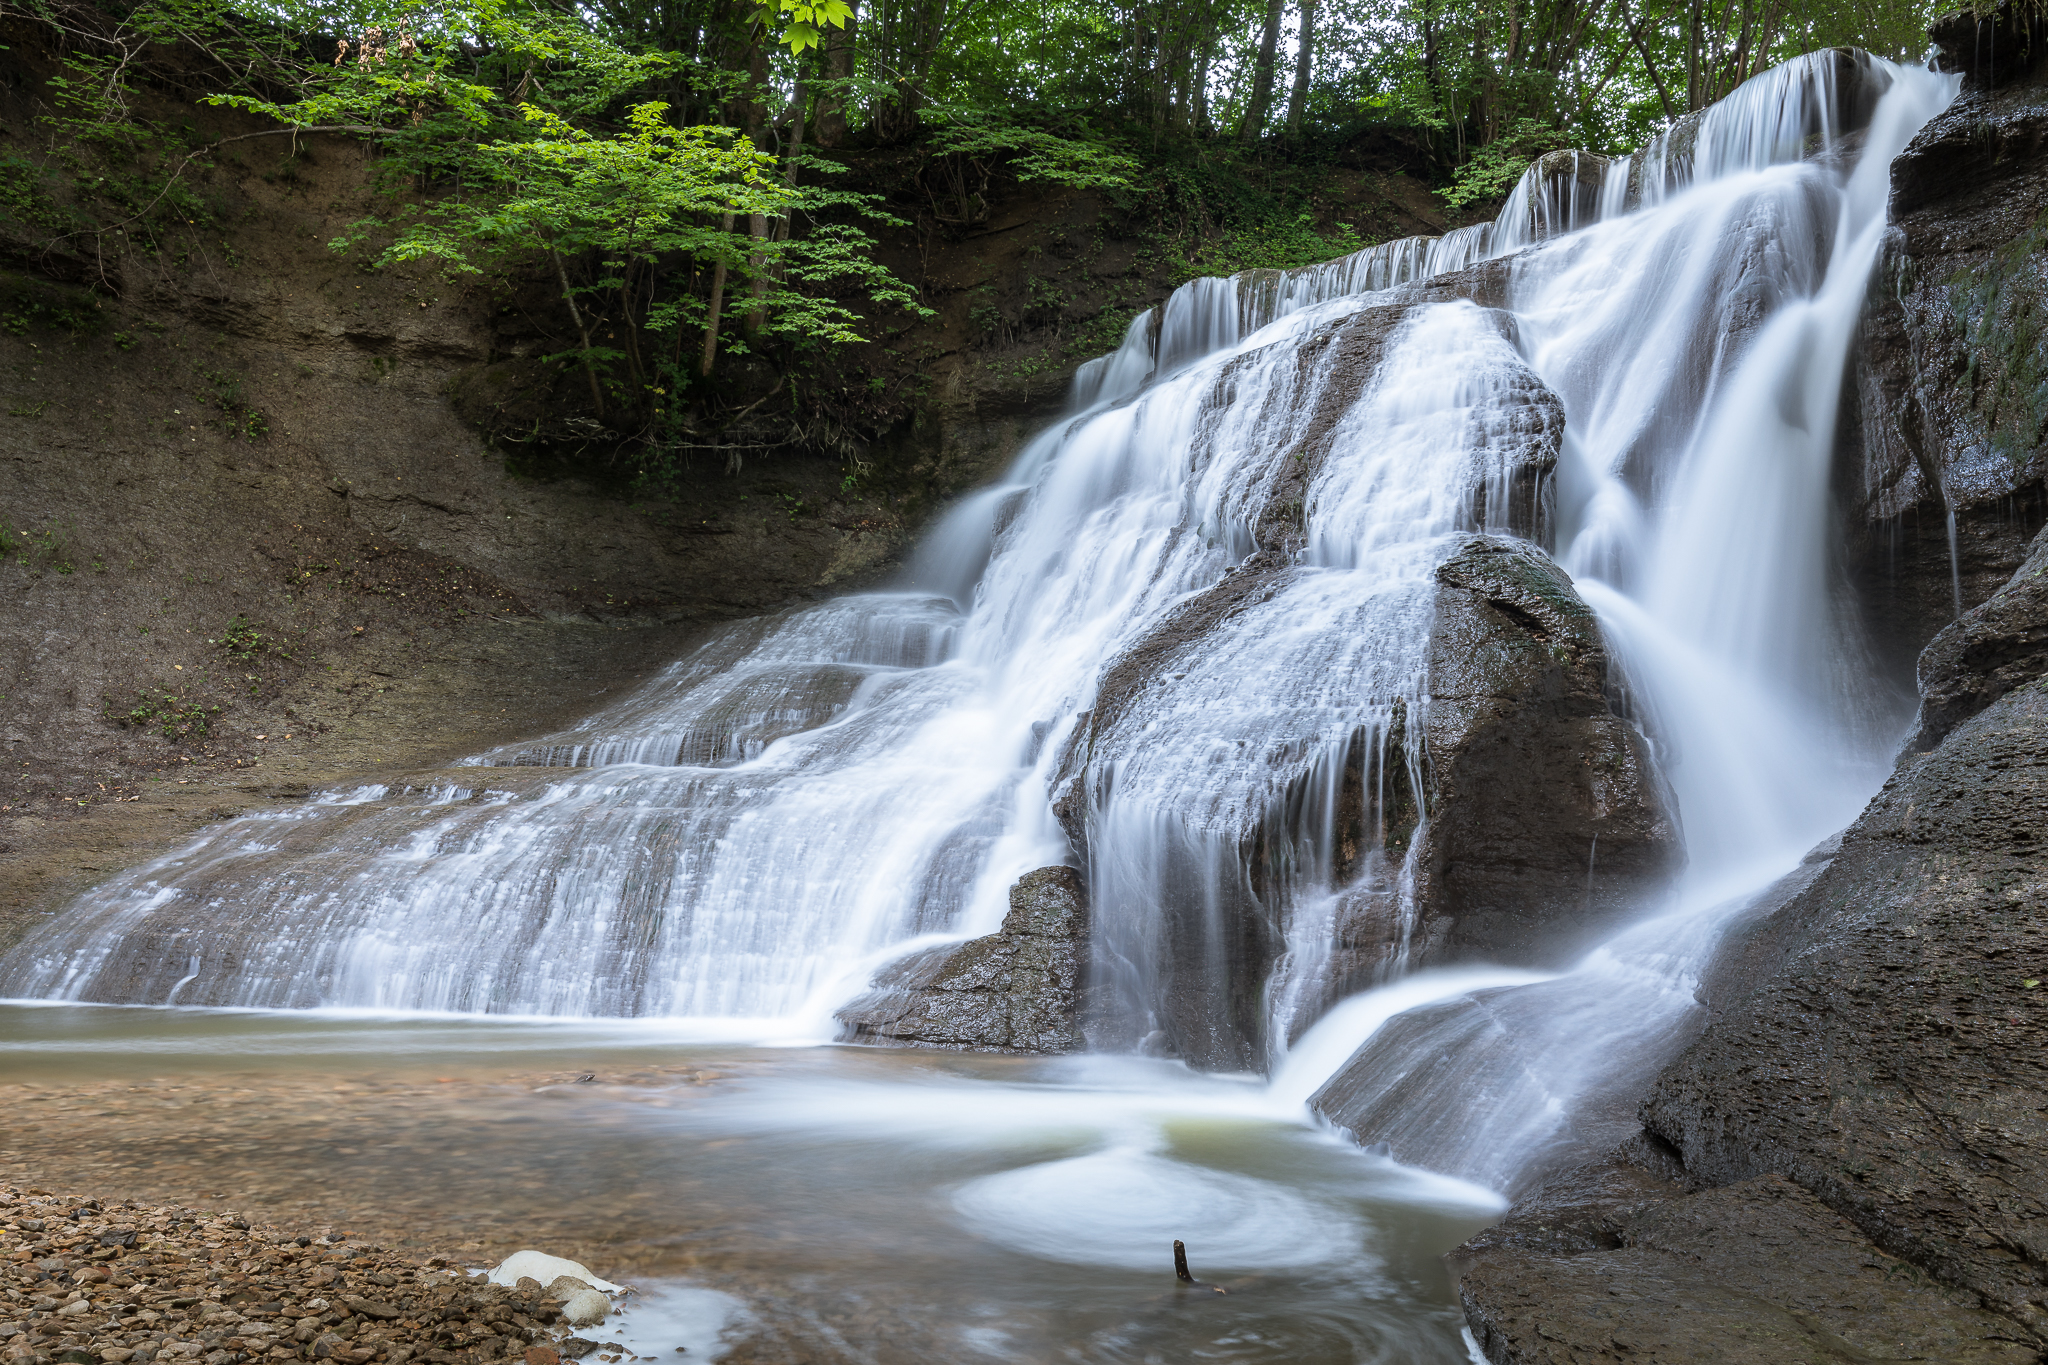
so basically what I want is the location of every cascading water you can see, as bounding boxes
[0,50,1955,1213]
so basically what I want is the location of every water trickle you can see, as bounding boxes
[0,49,1958,1208]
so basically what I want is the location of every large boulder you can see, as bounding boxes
[1636,649,2048,1335]
[835,866,1090,1053]
[1405,538,1679,968]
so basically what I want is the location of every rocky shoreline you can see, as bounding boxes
[0,1185,654,1365]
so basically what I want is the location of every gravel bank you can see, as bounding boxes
[0,1185,648,1365]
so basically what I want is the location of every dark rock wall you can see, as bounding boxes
[1850,2,2048,687]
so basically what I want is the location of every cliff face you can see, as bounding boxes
[1850,3,2048,684]
[1460,9,2048,1358]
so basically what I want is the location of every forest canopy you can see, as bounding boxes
[0,0,1945,456]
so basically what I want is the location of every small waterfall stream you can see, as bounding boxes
[0,46,1957,1300]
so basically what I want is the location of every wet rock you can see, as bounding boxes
[1908,522,2048,751]
[836,867,1089,1053]
[487,1251,619,1294]
[1633,676,2048,1335]
[1457,1166,2036,1364]
[1406,538,1680,968]
[543,1276,592,1300]
[1931,0,2047,92]
[1847,16,2048,683]
[557,1292,609,1329]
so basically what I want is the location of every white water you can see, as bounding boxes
[0,53,1955,1209]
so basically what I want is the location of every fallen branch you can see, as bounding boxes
[1173,1239,1227,1295]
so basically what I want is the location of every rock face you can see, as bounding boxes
[1405,538,1679,969]
[1458,1162,2037,1364]
[1910,521,2048,751]
[1848,3,2048,684]
[836,867,1090,1053]
[1459,435,2048,1355]
[1637,676,2048,1334]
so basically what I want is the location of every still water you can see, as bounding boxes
[0,1003,1497,1364]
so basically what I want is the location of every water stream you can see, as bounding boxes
[0,48,1958,1364]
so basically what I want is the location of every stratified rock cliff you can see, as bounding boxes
[1852,0,2048,676]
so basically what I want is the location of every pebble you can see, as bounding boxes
[0,1183,620,1365]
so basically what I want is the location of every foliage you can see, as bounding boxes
[117,688,222,742]
[209,615,294,663]
[0,0,1951,487]
[1441,118,1566,210]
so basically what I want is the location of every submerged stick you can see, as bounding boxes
[1172,1240,1227,1295]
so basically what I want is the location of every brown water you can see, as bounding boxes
[0,1003,1497,1364]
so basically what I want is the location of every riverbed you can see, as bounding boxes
[0,1003,1498,1364]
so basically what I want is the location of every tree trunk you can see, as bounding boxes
[1238,0,1285,144]
[815,0,858,147]
[1285,0,1317,139]
[700,212,735,376]
[550,246,605,416]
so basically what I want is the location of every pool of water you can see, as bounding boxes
[0,1002,1497,1364]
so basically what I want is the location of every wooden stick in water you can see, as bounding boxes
[1172,1240,1227,1294]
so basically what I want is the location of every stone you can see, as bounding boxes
[336,1301,398,1323]
[524,1349,559,1365]
[1458,1167,2036,1364]
[1845,12,2048,685]
[56,1304,89,1319]
[484,1254,618,1295]
[556,1295,607,1331]
[557,1341,598,1360]
[541,1278,589,1302]
[1908,522,2048,751]
[1404,537,1680,968]
[1637,676,2048,1332]
[836,867,1090,1053]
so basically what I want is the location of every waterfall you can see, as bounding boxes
[0,51,1957,1195]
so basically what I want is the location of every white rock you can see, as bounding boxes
[485,1251,621,1294]
[559,1290,609,1328]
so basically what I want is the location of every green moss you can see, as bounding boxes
[1951,207,2048,469]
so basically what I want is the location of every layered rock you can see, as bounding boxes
[1849,3,2048,682]
[1458,1163,2036,1364]
[1910,521,2048,752]
[835,867,1090,1054]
